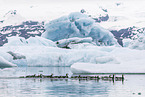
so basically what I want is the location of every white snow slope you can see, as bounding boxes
[1,0,145,30]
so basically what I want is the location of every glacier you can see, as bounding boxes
[42,12,118,46]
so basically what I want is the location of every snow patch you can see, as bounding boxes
[0,10,26,27]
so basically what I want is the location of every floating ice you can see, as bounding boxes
[0,56,17,67]
[56,37,94,49]
[71,62,145,74]
[123,39,133,47]
[0,40,145,69]
[4,36,56,47]
[42,12,118,46]
[96,56,120,64]
[123,32,145,50]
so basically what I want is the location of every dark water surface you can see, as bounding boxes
[0,67,145,97]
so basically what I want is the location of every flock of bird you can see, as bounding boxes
[20,73,124,81]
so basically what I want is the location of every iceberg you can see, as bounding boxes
[70,46,145,73]
[0,43,109,67]
[123,39,133,47]
[71,62,145,74]
[4,36,56,47]
[123,32,145,50]
[129,35,145,50]
[0,38,145,69]
[56,37,95,49]
[42,12,118,46]
[0,36,58,66]
[0,56,17,67]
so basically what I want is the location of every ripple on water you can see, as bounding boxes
[0,67,145,97]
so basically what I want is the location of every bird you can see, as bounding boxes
[31,74,36,78]
[59,73,69,78]
[65,73,69,78]
[115,74,124,81]
[101,74,115,81]
[46,73,53,78]
[25,75,32,78]
[71,75,79,79]
[19,76,25,78]
[90,76,100,79]
[101,76,109,80]
[36,74,44,78]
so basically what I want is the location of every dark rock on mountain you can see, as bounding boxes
[0,21,45,46]
[80,9,109,23]
[110,27,145,46]
[93,14,109,23]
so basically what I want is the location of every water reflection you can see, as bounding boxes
[17,78,110,97]
[0,67,72,77]
[46,80,110,97]
[0,67,145,97]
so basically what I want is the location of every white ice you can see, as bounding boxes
[0,56,17,67]
[71,46,145,73]
[0,42,145,70]
[71,61,145,74]
[56,37,94,48]
[43,12,117,46]
[123,32,145,50]
[4,36,57,47]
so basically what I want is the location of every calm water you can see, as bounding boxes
[0,67,145,97]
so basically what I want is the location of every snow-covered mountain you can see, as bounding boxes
[0,8,144,47]
[0,20,45,46]
[110,27,145,46]
[0,10,26,27]
[0,10,45,46]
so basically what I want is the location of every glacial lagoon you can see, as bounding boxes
[0,67,145,97]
